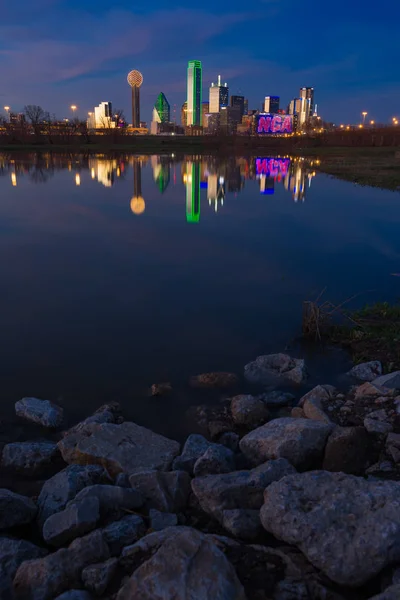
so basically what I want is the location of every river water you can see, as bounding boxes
[0,152,399,439]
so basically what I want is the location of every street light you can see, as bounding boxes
[362,111,367,125]
[70,105,77,118]
[4,106,10,122]
[370,120,375,125]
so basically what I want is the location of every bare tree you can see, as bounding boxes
[114,108,126,128]
[24,105,47,136]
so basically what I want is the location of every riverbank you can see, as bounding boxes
[2,354,400,599]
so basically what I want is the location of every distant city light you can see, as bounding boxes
[11,172,17,186]
[75,173,81,186]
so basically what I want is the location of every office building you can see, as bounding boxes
[202,102,209,125]
[88,102,115,129]
[288,98,302,115]
[209,75,229,113]
[127,70,144,128]
[299,87,314,125]
[153,92,170,123]
[206,113,220,134]
[220,106,240,135]
[264,96,280,113]
[181,102,187,127]
[187,60,202,126]
[244,99,248,115]
[230,95,245,119]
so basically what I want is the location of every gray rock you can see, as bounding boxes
[239,417,332,469]
[323,426,371,475]
[373,371,400,389]
[230,394,269,428]
[62,405,118,439]
[151,382,172,396]
[348,361,382,381]
[55,592,93,600]
[370,586,400,600]
[149,509,178,531]
[355,382,390,399]
[302,396,332,424]
[260,390,295,407]
[128,470,190,513]
[193,445,235,477]
[364,417,393,434]
[102,514,146,556]
[115,473,130,488]
[15,397,63,428]
[221,509,262,540]
[298,385,334,408]
[0,537,47,600]
[244,353,307,385]
[69,485,143,518]
[13,530,109,600]
[172,434,212,474]
[1,441,60,474]
[116,526,246,600]
[43,497,100,547]
[37,465,107,527]
[291,407,305,418]
[0,489,37,529]
[191,458,296,521]
[82,557,117,596]
[189,372,239,389]
[260,470,400,586]
[58,421,180,476]
[218,431,239,452]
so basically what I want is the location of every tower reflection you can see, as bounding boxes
[130,157,145,215]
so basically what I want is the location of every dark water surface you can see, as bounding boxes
[0,152,399,439]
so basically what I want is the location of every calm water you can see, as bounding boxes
[0,152,399,438]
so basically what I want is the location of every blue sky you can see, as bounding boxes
[1,0,399,124]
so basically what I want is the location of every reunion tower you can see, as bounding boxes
[127,70,143,128]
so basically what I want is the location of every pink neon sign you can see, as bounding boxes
[255,158,290,177]
[257,113,293,134]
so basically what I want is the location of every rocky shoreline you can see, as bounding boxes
[2,353,400,599]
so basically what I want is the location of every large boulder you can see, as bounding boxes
[0,537,47,600]
[81,557,117,596]
[259,390,295,407]
[116,527,246,599]
[230,394,269,428]
[62,404,119,438]
[54,592,93,600]
[128,470,190,513]
[370,585,400,600]
[172,434,213,474]
[58,421,180,476]
[13,530,109,600]
[0,489,37,529]
[244,353,307,385]
[323,426,371,474]
[189,372,239,389]
[260,470,400,586]
[102,514,146,556]
[193,445,235,477]
[373,371,400,389]
[43,497,100,547]
[221,509,262,540]
[2,441,60,475]
[37,465,107,527]
[15,398,63,428]
[347,361,382,381]
[191,458,296,521]
[68,485,143,518]
[298,385,335,408]
[239,418,332,469]
[149,509,178,531]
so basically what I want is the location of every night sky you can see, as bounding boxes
[1,0,399,125]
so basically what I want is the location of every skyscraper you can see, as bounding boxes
[153,93,170,123]
[288,98,302,115]
[264,96,280,113]
[299,87,314,125]
[230,95,245,119]
[90,101,115,129]
[187,60,202,126]
[127,70,144,128]
[209,75,229,113]
[181,102,188,127]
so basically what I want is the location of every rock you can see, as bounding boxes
[82,557,117,596]
[373,371,400,390]
[208,420,232,439]
[291,407,305,418]
[37,465,107,526]
[115,473,130,488]
[348,361,382,381]
[355,382,390,399]
[191,458,296,521]
[221,509,262,540]
[14,530,109,600]
[1,441,60,474]
[189,372,239,389]
[149,509,178,531]
[193,445,235,477]
[386,432,400,452]
[15,397,63,428]
[55,592,93,600]
[43,497,100,547]
[302,396,332,424]
[364,417,393,434]
[102,514,146,556]
[128,470,190,513]
[218,431,239,452]
[323,426,371,475]
[0,537,47,600]
[62,405,119,438]
[260,470,400,586]
[0,489,37,529]
[367,408,389,420]
[58,421,180,476]
[116,527,246,600]
[151,382,172,396]
[239,418,332,469]
[244,353,307,385]
[230,394,269,427]
[172,434,212,474]
[369,585,400,599]
[298,385,334,408]
[260,390,295,407]
[69,485,143,518]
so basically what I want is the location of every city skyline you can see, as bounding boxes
[1,0,398,125]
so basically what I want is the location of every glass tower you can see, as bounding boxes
[154,93,170,123]
[187,60,202,126]
[209,75,229,113]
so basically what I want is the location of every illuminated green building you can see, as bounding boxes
[186,162,200,223]
[153,93,170,123]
